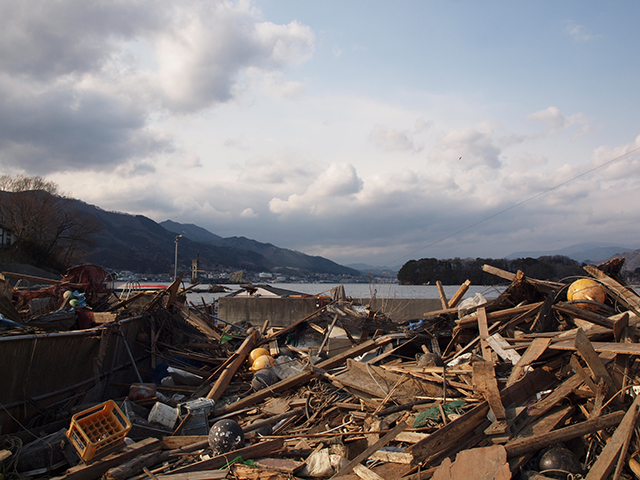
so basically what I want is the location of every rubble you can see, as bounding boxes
[2,259,640,479]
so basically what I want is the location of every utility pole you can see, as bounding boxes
[174,234,183,281]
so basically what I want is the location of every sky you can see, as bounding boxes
[1,1,640,268]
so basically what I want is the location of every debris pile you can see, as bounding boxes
[2,260,640,479]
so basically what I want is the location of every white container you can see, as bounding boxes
[148,402,179,429]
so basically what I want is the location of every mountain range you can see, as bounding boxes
[72,201,361,276]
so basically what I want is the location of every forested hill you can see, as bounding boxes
[397,256,587,285]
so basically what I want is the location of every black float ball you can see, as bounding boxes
[208,419,244,455]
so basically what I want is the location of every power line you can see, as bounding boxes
[395,144,640,264]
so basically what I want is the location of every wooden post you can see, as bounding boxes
[436,281,448,309]
[448,280,471,308]
[206,330,256,401]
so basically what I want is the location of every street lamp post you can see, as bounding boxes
[174,234,183,281]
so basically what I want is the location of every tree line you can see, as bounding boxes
[0,175,102,273]
[397,255,588,285]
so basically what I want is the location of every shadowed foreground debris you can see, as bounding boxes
[2,260,640,479]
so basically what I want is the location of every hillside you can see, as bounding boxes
[160,220,357,276]
[69,202,359,276]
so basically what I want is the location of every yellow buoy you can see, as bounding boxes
[248,348,270,365]
[250,355,275,371]
[567,279,605,310]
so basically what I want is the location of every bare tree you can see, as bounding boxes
[0,175,103,271]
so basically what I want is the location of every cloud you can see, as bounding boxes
[0,76,173,174]
[564,20,600,43]
[0,0,314,173]
[269,162,363,215]
[240,208,258,218]
[369,125,419,152]
[154,7,314,112]
[428,127,502,169]
[525,106,595,138]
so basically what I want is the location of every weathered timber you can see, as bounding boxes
[329,421,407,479]
[216,336,393,415]
[408,368,555,466]
[504,410,625,458]
[169,439,284,474]
[507,337,551,387]
[585,395,640,480]
[206,330,256,400]
[51,438,161,480]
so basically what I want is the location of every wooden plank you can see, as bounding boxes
[553,303,616,329]
[472,359,506,421]
[457,302,545,328]
[574,328,616,390]
[569,355,598,394]
[526,374,582,420]
[353,463,386,480]
[584,395,640,480]
[408,368,555,466]
[436,281,448,309]
[509,406,574,472]
[206,331,256,400]
[584,265,640,317]
[506,337,551,387]
[51,438,161,480]
[486,332,521,365]
[448,280,471,308]
[505,411,624,458]
[155,471,228,480]
[161,436,207,450]
[217,336,393,415]
[330,422,407,479]
[170,439,284,474]
[369,450,413,464]
[477,307,493,363]
[550,340,640,355]
[261,305,332,344]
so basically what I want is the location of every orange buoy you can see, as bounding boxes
[567,279,605,310]
[248,348,270,365]
[250,355,275,371]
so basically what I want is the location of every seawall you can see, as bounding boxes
[217,297,443,327]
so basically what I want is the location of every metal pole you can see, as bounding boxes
[174,234,182,281]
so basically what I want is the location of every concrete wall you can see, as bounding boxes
[217,296,443,327]
[218,297,319,328]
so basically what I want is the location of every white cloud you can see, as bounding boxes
[564,20,600,43]
[369,125,419,152]
[429,127,502,169]
[0,0,315,173]
[240,208,258,218]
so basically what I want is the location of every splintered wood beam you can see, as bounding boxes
[51,438,161,480]
[329,422,407,479]
[525,374,583,421]
[436,281,448,309]
[584,395,640,480]
[584,265,640,317]
[472,359,506,422]
[216,336,393,415]
[574,328,617,391]
[206,330,256,401]
[507,337,551,387]
[457,302,545,329]
[169,439,284,474]
[408,368,555,466]
[448,280,471,308]
[477,307,493,363]
[505,411,625,459]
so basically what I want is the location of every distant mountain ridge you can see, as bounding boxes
[506,242,635,263]
[160,220,358,276]
[70,201,360,276]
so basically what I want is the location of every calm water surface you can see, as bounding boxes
[181,282,506,305]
